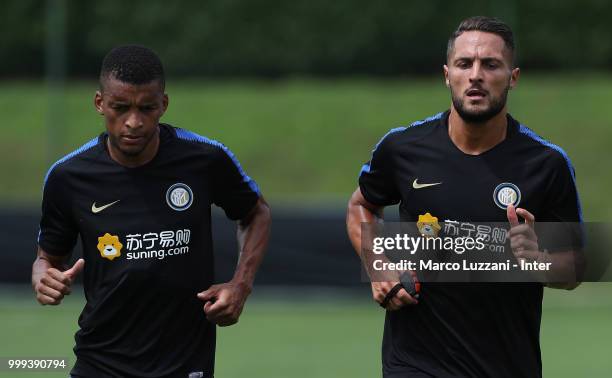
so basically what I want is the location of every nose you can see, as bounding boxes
[125,110,144,129]
[468,61,484,83]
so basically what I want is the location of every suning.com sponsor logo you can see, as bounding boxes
[96,229,191,261]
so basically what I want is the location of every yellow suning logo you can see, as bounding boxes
[416,213,441,238]
[97,233,123,261]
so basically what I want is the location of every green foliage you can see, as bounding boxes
[2,0,612,77]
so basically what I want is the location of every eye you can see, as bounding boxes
[140,105,158,112]
[111,104,128,112]
[456,60,471,69]
[483,60,502,69]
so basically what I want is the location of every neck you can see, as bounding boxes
[447,107,508,155]
[107,127,160,168]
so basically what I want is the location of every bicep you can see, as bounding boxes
[358,133,401,206]
[38,169,79,255]
[237,197,271,228]
[348,187,384,223]
[539,154,584,251]
[212,146,260,221]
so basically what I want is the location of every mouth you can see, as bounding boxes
[465,88,487,100]
[120,134,144,145]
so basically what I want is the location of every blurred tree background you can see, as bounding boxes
[1,0,612,219]
[2,0,611,217]
[2,0,612,78]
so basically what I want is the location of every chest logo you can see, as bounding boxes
[97,233,123,261]
[493,182,521,209]
[91,200,120,214]
[166,183,194,211]
[413,178,442,189]
[417,212,441,238]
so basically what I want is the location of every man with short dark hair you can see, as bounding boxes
[32,45,271,377]
[347,16,583,377]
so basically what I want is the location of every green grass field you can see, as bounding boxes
[1,284,611,377]
[1,75,611,218]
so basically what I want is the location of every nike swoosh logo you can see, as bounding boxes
[91,200,121,214]
[412,179,442,189]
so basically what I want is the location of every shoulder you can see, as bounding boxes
[169,125,243,165]
[372,111,445,152]
[169,125,259,193]
[43,136,102,189]
[170,125,226,154]
[515,122,576,181]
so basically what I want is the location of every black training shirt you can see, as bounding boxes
[38,124,260,378]
[359,111,582,378]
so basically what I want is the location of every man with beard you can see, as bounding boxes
[32,45,271,377]
[347,16,583,377]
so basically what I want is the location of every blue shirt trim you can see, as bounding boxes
[174,128,260,194]
[43,137,100,189]
[360,112,444,176]
[39,136,100,244]
[518,124,583,222]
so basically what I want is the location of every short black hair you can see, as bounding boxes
[99,45,165,91]
[447,16,516,67]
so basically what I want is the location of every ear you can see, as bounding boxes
[509,67,520,89]
[161,94,169,115]
[443,65,450,88]
[94,91,104,114]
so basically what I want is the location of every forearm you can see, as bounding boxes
[517,248,582,289]
[541,250,583,290]
[32,247,67,288]
[232,198,271,290]
[347,189,415,307]
[508,207,583,290]
[347,188,396,282]
[346,189,383,256]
